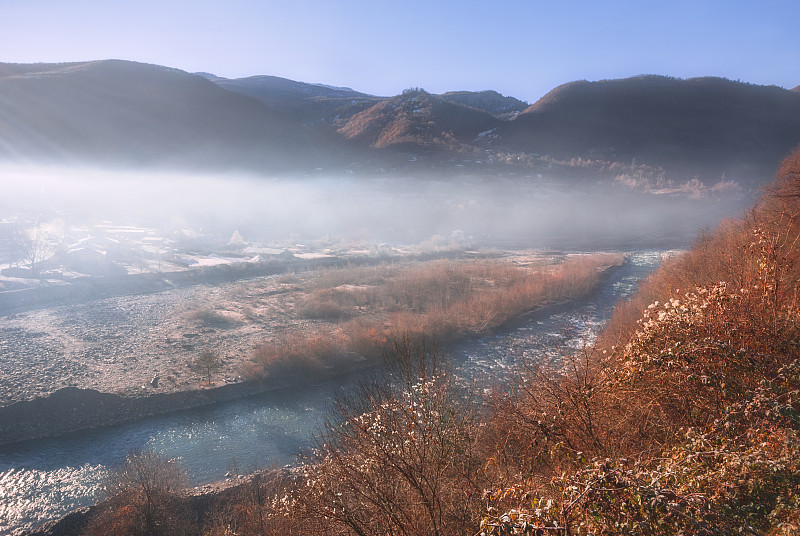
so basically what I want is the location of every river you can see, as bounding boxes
[0,250,667,535]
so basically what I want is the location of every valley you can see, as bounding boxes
[0,52,798,535]
[0,250,665,535]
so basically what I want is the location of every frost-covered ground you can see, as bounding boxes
[0,274,304,406]
[0,249,564,407]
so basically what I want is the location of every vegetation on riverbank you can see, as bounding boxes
[476,148,800,534]
[246,254,623,380]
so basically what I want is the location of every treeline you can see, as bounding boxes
[70,149,800,535]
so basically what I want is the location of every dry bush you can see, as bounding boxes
[185,308,235,329]
[246,329,359,380]
[200,470,319,536]
[479,149,800,535]
[248,255,623,381]
[297,292,356,320]
[599,220,754,349]
[340,316,388,359]
[481,356,800,535]
[295,338,486,536]
[83,451,194,536]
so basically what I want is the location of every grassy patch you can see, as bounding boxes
[247,254,623,379]
[185,308,237,329]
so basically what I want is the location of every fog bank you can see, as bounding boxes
[0,165,749,251]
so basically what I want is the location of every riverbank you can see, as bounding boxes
[1,252,669,536]
[0,257,624,448]
[26,471,256,536]
[0,251,470,408]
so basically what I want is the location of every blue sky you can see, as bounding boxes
[2,0,798,102]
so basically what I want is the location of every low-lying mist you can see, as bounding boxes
[0,164,750,251]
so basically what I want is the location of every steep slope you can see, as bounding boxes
[210,74,382,125]
[337,89,498,151]
[498,75,800,182]
[0,60,323,171]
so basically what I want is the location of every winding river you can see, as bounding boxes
[0,250,667,534]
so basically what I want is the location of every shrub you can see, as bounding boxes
[248,255,623,381]
[479,148,800,535]
[83,450,194,536]
[296,338,486,536]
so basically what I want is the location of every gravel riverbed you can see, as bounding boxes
[0,274,303,407]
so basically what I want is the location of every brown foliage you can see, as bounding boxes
[200,470,319,536]
[83,451,194,536]
[295,338,486,536]
[479,147,800,534]
[249,256,622,381]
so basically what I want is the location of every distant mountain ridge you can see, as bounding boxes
[497,75,800,180]
[2,60,800,185]
[0,60,329,170]
[210,74,381,126]
[439,90,528,118]
[336,88,499,150]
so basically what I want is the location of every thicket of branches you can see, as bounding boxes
[479,147,800,535]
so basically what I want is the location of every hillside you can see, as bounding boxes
[0,60,326,171]
[209,74,382,126]
[438,90,528,118]
[498,75,800,183]
[2,61,800,187]
[476,148,800,534]
[336,88,498,151]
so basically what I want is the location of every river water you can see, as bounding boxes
[0,250,666,534]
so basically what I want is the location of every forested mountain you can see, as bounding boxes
[335,88,499,150]
[207,74,381,126]
[438,90,528,118]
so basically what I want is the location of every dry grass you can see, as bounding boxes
[185,308,237,328]
[247,254,623,379]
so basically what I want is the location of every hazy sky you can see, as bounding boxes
[2,0,798,102]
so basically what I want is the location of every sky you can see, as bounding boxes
[1,0,798,103]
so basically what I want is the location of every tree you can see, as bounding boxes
[191,349,223,385]
[83,450,194,536]
[13,223,54,274]
[297,337,485,536]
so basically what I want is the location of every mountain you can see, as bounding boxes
[209,74,382,126]
[0,60,326,171]
[3,61,800,185]
[497,75,800,181]
[439,90,528,118]
[336,88,498,151]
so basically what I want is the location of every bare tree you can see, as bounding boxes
[83,450,194,536]
[297,337,485,536]
[14,224,54,274]
[191,349,223,385]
